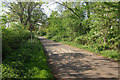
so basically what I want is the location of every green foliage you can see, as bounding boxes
[2,17,53,78]
[97,43,109,51]
[2,38,53,78]
[101,50,118,60]
[1,1,54,79]
[2,24,31,59]
[3,2,47,29]
[58,41,118,60]
[74,36,87,45]
[0,15,8,24]
[41,2,119,60]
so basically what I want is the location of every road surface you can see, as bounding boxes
[38,36,119,80]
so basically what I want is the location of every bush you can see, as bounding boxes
[97,43,109,51]
[74,36,87,45]
[2,26,31,60]
[2,38,53,78]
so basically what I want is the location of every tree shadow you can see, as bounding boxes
[47,52,94,78]
[38,36,118,79]
[46,52,118,79]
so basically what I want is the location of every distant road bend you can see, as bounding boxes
[38,36,119,80]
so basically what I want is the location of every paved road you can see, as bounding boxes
[38,36,119,80]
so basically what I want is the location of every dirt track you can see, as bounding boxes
[38,36,119,80]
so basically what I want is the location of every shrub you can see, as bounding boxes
[97,43,109,51]
[74,36,87,45]
[2,26,31,60]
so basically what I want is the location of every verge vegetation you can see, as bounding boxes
[2,25,53,79]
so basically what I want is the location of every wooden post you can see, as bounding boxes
[28,24,35,53]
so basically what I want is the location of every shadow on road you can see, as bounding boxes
[38,36,118,80]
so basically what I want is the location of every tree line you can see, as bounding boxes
[40,2,120,60]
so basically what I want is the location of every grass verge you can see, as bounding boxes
[60,41,119,61]
[43,36,119,61]
[1,38,54,79]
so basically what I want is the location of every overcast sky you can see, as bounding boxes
[41,2,58,17]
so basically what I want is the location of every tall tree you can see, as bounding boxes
[3,2,46,29]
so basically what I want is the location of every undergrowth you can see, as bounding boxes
[1,38,54,79]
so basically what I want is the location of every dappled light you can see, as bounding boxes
[1,1,119,80]
[39,36,118,79]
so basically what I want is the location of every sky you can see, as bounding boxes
[41,2,58,17]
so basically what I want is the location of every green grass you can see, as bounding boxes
[60,41,119,61]
[1,38,54,79]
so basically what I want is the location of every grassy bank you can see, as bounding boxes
[60,41,119,61]
[1,38,54,79]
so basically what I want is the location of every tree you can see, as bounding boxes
[3,2,46,29]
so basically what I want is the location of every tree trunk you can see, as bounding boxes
[103,15,109,44]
